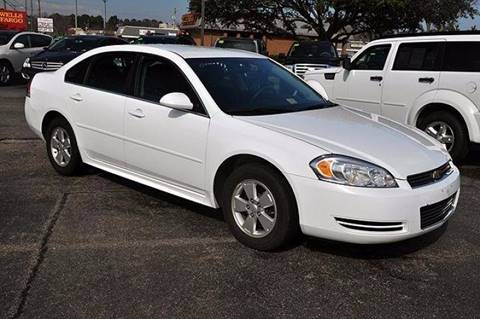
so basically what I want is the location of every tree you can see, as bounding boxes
[189,0,478,43]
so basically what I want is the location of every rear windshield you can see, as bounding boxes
[288,42,337,58]
[0,32,16,45]
[216,39,256,53]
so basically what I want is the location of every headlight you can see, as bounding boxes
[310,155,398,188]
[23,58,31,68]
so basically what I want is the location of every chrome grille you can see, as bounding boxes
[407,162,453,188]
[31,61,64,71]
[293,64,330,77]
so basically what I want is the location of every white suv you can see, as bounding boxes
[304,33,480,162]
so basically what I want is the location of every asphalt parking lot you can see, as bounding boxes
[1,84,480,319]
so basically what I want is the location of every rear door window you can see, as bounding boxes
[443,42,480,72]
[393,42,443,71]
[65,57,92,84]
[85,52,136,94]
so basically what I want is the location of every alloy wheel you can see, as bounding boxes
[50,127,72,167]
[231,179,277,238]
[425,121,455,152]
[0,65,11,84]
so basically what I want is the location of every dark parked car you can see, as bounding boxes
[282,40,340,77]
[133,34,196,45]
[21,35,127,80]
[214,37,267,55]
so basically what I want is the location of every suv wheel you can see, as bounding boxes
[46,117,83,175]
[0,61,14,86]
[221,163,299,251]
[418,110,469,162]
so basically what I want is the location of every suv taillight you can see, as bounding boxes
[26,80,31,97]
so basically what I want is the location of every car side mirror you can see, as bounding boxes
[159,92,194,111]
[13,42,25,49]
[342,57,352,71]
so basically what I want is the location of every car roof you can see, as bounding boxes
[65,35,116,40]
[135,44,266,59]
[372,32,480,43]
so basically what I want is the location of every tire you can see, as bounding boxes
[45,117,83,176]
[0,61,14,86]
[221,162,299,251]
[418,110,469,163]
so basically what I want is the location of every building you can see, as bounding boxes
[116,24,179,40]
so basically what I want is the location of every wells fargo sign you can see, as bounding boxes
[0,10,27,31]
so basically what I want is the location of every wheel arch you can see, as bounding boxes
[409,90,480,143]
[212,153,298,210]
[41,110,73,139]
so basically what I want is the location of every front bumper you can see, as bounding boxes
[21,67,42,80]
[289,165,460,244]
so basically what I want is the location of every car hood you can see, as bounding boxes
[236,107,450,179]
[31,50,80,63]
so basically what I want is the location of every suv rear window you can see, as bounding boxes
[443,42,480,72]
[216,39,256,53]
[393,42,442,71]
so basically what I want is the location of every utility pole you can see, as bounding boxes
[30,0,33,30]
[75,0,78,28]
[37,0,40,17]
[3,0,6,10]
[102,0,106,32]
[200,0,205,46]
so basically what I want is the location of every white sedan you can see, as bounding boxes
[25,45,460,250]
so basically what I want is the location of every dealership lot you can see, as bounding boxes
[1,85,480,318]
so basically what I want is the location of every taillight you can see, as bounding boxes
[26,80,31,97]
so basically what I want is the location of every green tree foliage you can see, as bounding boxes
[189,0,477,42]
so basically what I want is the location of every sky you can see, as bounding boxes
[6,0,480,29]
[11,0,190,23]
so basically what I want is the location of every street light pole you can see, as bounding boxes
[75,0,78,29]
[102,0,107,32]
[200,0,205,46]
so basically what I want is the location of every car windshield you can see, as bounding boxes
[216,39,257,53]
[0,31,16,45]
[187,58,334,116]
[289,42,337,58]
[48,37,100,52]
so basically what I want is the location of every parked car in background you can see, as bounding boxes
[214,37,267,55]
[25,44,459,250]
[282,40,339,77]
[304,32,480,162]
[0,31,52,85]
[133,34,196,45]
[21,35,127,80]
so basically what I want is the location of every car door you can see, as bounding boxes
[64,51,136,166]
[8,34,35,72]
[334,44,392,114]
[381,41,443,123]
[123,53,210,193]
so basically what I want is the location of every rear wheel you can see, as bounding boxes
[0,61,14,86]
[45,117,83,176]
[221,163,299,251]
[418,110,469,163]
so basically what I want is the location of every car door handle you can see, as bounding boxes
[419,77,435,84]
[370,76,383,82]
[69,94,83,102]
[128,108,145,118]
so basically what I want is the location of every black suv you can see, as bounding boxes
[22,35,127,80]
[282,40,339,77]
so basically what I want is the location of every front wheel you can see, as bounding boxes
[418,110,469,163]
[221,163,299,251]
[0,61,14,86]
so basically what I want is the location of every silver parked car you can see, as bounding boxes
[0,31,52,86]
